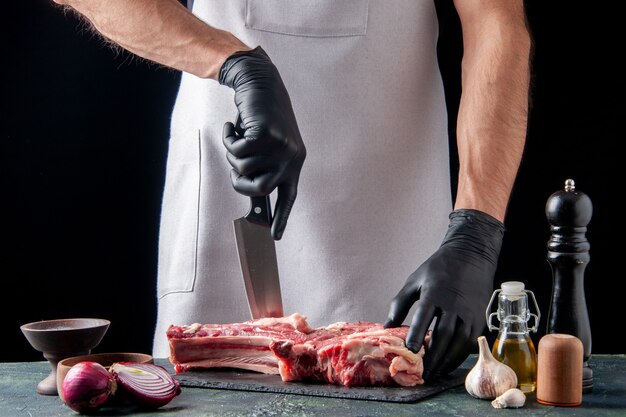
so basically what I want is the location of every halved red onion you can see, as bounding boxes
[109,362,181,408]
[61,361,116,413]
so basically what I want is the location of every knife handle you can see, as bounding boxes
[246,196,273,226]
[234,116,272,227]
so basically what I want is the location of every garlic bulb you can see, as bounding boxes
[492,388,526,408]
[465,336,518,399]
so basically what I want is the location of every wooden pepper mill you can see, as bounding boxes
[545,178,593,393]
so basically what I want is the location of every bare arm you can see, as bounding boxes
[385,0,532,379]
[53,0,250,79]
[453,0,531,222]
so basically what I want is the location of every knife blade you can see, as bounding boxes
[234,195,284,319]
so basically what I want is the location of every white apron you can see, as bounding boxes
[153,0,451,358]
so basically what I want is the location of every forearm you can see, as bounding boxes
[53,0,250,79]
[453,0,531,222]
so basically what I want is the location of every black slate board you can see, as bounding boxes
[173,367,469,403]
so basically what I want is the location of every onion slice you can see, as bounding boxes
[109,362,181,408]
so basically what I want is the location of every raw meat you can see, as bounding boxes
[167,314,313,375]
[167,313,428,387]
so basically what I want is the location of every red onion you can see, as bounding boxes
[109,362,181,409]
[61,361,116,413]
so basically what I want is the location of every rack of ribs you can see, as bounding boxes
[167,313,429,387]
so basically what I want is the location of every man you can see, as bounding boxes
[52,0,531,380]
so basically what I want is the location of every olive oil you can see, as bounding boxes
[493,336,537,394]
[486,281,541,395]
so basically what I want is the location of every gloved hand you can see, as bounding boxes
[384,209,505,381]
[219,46,306,240]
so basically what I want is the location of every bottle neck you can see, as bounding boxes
[498,319,530,336]
[497,294,531,336]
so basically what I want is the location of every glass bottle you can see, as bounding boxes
[486,281,540,394]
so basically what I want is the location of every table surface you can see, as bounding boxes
[1,355,625,417]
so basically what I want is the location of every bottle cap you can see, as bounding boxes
[536,334,583,406]
[501,281,525,296]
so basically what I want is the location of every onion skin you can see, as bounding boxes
[61,361,116,413]
[110,362,181,409]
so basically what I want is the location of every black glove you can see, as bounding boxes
[219,46,306,240]
[384,209,505,381]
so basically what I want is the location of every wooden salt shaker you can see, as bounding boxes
[536,333,583,406]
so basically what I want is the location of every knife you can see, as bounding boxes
[233,196,284,319]
[231,114,283,319]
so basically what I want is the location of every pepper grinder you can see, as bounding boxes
[545,178,593,393]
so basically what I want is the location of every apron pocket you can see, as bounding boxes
[157,132,201,299]
[245,0,369,37]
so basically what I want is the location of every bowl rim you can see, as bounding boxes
[58,352,154,368]
[20,318,111,332]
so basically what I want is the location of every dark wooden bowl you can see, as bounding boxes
[20,318,110,395]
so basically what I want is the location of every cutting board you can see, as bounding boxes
[171,366,469,403]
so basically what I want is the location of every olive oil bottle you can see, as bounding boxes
[486,281,540,394]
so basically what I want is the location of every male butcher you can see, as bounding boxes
[52,0,531,381]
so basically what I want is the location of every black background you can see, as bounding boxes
[1,1,621,362]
